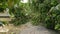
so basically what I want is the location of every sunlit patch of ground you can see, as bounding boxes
[0,23,29,34]
[0,22,60,34]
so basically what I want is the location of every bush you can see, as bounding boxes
[30,0,60,30]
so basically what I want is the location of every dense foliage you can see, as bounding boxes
[30,0,60,30]
[0,0,60,30]
[0,0,30,26]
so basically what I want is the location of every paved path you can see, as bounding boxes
[20,23,59,34]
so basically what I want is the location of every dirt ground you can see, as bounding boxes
[0,22,60,34]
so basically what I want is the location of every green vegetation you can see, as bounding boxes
[0,0,60,30]
[30,0,60,30]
